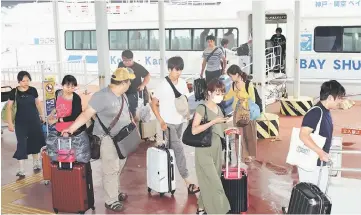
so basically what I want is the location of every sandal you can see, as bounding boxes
[196,209,207,214]
[118,192,128,201]
[282,207,288,214]
[188,184,200,194]
[104,201,124,212]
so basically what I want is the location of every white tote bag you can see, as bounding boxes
[286,106,326,171]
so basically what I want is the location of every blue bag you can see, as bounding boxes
[248,98,261,120]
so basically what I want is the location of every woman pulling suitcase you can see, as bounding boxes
[191,79,231,214]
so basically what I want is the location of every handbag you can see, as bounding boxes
[97,95,141,159]
[1,87,17,124]
[182,104,212,147]
[233,98,250,127]
[86,118,101,160]
[286,106,326,171]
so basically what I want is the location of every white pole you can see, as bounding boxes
[94,1,111,88]
[158,0,166,79]
[293,0,301,99]
[52,0,63,83]
[252,0,266,113]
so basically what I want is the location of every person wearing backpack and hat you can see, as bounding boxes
[224,65,262,163]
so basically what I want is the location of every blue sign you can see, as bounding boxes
[300,59,361,70]
[315,0,361,7]
[300,34,312,51]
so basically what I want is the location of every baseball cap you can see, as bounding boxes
[111,67,135,81]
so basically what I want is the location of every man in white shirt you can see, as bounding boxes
[151,56,200,194]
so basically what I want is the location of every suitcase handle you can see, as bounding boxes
[319,150,361,195]
[162,127,171,149]
[225,127,242,178]
[57,138,73,169]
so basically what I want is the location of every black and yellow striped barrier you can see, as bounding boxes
[280,96,313,116]
[256,113,280,139]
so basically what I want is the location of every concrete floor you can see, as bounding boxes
[1,97,360,214]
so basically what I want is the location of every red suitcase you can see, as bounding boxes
[41,147,51,185]
[51,162,95,214]
[221,127,249,213]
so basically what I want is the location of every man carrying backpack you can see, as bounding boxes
[200,35,227,84]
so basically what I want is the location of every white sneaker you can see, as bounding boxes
[33,160,41,171]
[16,170,25,177]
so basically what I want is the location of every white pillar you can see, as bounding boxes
[293,0,301,99]
[52,0,63,83]
[286,9,295,82]
[158,0,166,79]
[94,1,110,88]
[252,0,266,112]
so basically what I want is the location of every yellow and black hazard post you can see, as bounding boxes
[256,113,280,139]
[280,96,313,116]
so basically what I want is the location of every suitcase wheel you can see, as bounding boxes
[44,180,50,185]
[147,187,151,193]
[171,190,175,195]
[53,208,58,214]
[91,206,95,211]
[159,193,165,197]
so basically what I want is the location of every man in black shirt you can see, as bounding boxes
[118,50,150,119]
[270,27,286,67]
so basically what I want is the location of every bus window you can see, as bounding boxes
[90,31,97,50]
[171,29,191,50]
[149,29,170,50]
[314,26,361,53]
[65,31,73,50]
[129,30,148,50]
[343,27,361,52]
[73,31,91,50]
[193,29,216,51]
[109,30,128,50]
[217,28,237,49]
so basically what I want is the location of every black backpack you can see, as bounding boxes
[232,80,263,113]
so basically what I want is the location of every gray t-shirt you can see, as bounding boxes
[203,47,224,72]
[88,87,131,136]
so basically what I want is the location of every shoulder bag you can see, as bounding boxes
[98,95,141,159]
[286,106,326,171]
[182,104,212,147]
[88,95,126,160]
[165,76,190,120]
[233,84,250,127]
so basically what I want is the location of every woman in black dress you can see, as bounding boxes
[7,71,46,177]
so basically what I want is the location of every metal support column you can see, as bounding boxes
[52,0,63,83]
[95,1,110,88]
[293,0,301,99]
[252,0,266,112]
[158,0,166,78]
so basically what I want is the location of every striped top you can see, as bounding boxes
[202,47,224,72]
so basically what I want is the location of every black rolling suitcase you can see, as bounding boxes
[286,162,332,214]
[221,128,248,213]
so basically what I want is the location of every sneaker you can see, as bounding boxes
[16,170,25,177]
[105,201,124,212]
[33,160,41,171]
